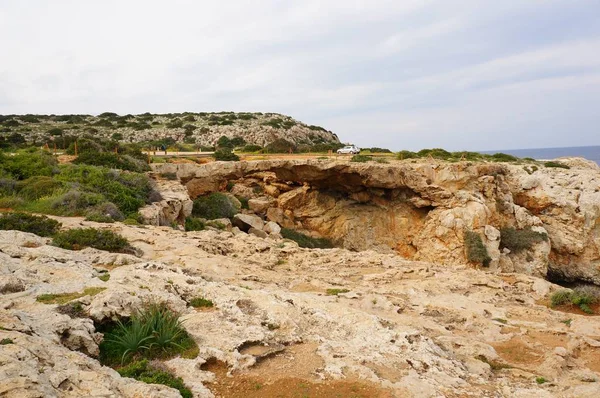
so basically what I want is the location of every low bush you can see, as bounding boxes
[53,228,132,252]
[74,152,149,173]
[350,155,371,163]
[281,228,333,249]
[544,161,570,169]
[396,150,419,160]
[184,217,205,231]
[500,227,548,252]
[0,149,58,180]
[464,230,491,267]
[489,153,518,162]
[100,303,197,365]
[550,286,600,314]
[189,297,214,308]
[263,138,296,153]
[361,147,392,153]
[192,193,239,220]
[117,360,192,398]
[213,148,239,161]
[17,176,64,200]
[56,165,152,215]
[239,144,263,152]
[0,212,61,237]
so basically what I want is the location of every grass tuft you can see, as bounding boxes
[37,287,106,304]
[326,288,350,296]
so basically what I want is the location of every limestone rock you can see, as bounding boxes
[139,179,193,226]
[264,221,281,235]
[248,197,274,214]
[232,214,264,232]
[248,227,268,238]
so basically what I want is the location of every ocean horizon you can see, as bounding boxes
[482,145,600,165]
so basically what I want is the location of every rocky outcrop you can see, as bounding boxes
[2,221,600,397]
[153,158,600,283]
[139,178,193,226]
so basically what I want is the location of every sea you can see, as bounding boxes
[483,145,600,165]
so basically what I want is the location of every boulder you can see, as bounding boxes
[248,197,274,214]
[264,221,281,235]
[232,214,264,232]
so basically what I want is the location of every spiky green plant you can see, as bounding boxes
[103,317,153,364]
[140,304,185,352]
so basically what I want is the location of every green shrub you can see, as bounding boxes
[500,227,548,252]
[263,138,296,153]
[17,176,64,200]
[117,360,192,398]
[240,144,263,152]
[192,193,239,220]
[56,165,152,215]
[464,230,491,267]
[350,155,371,163]
[85,212,115,223]
[361,147,392,153]
[65,138,104,155]
[544,161,570,169]
[489,153,518,162]
[189,297,213,308]
[0,178,17,196]
[0,338,14,345]
[0,212,61,237]
[74,152,149,172]
[184,217,205,231]
[0,150,58,180]
[237,196,249,210]
[281,228,333,249]
[551,287,599,314]
[213,147,239,161]
[53,228,132,252]
[417,148,452,159]
[50,190,105,216]
[100,303,197,366]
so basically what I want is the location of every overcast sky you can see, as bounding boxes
[1,1,599,151]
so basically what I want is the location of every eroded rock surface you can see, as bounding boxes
[153,158,600,283]
[2,221,600,397]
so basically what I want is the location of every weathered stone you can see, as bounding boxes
[232,213,264,232]
[263,221,281,235]
[139,179,193,226]
[248,197,274,214]
[248,227,268,238]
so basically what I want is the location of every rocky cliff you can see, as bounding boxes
[153,157,600,285]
